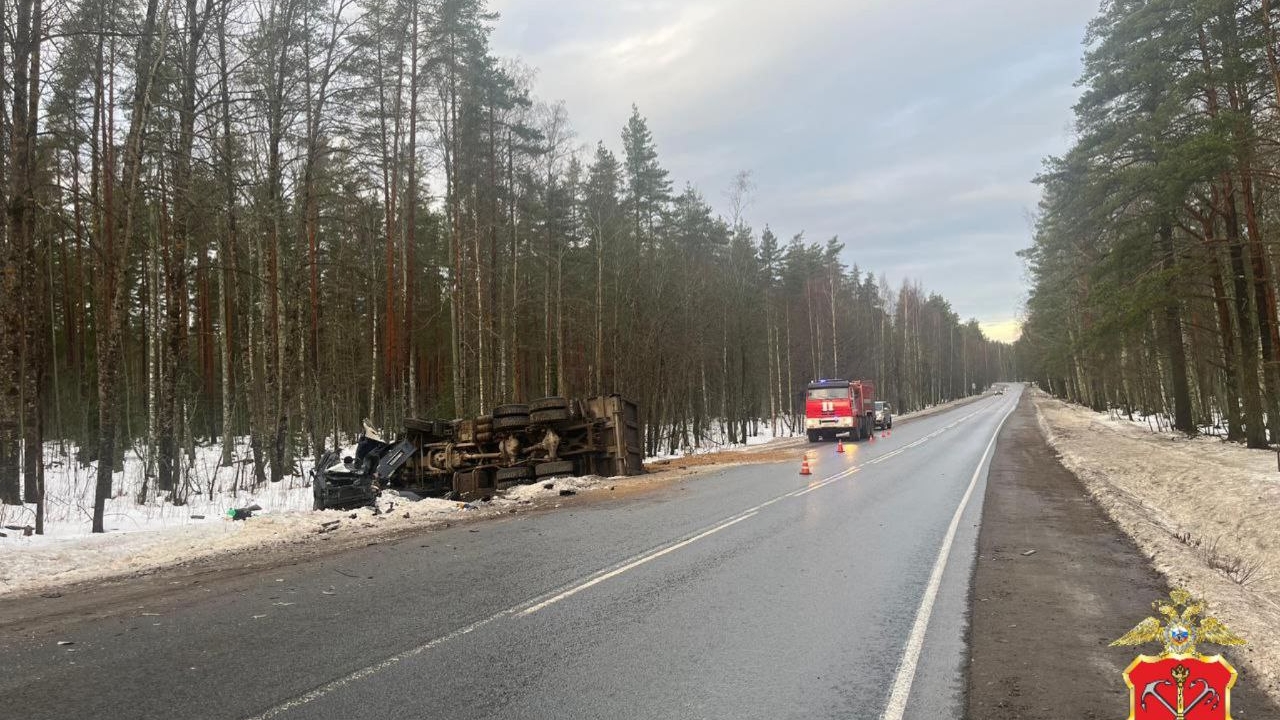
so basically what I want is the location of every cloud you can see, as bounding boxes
[489,0,1099,328]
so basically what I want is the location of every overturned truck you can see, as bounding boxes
[312,395,643,510]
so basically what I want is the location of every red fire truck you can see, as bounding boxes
[804,379,876,443]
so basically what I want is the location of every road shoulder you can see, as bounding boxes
[965,392,1280,719]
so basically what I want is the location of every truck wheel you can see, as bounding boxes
[530,396,569,412]
[493,414,530,432]
[493,404,530,418]
[535,460,576,478]
[807,430,819,443]
[496,466,534,483]
[531,408,571,424]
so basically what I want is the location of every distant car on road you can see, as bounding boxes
[874,401,893,430]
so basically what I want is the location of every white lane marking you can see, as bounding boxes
[249,397,1006,719]
[878,398,1018,720]
[246,610,513,719]
[519,511,758,616]
[248,509,763,719]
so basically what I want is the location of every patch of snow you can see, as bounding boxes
[0,433,627,597]
[644,419,799,463]
[498,475,602,502]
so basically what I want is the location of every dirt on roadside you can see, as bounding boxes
[966,393,1280,720]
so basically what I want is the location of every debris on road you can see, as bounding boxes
[226,504,262,521]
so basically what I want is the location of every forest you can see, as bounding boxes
[1018,0,1280,448]
[0,0,1012,532]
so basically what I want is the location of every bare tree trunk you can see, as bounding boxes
[96,0,164,532]
[1158,224,1194,434]
[0,0,41,505]
[404,0,419,415]
[19,0,46,517]
[217,0,237,466]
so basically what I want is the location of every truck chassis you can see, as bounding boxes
[312,395,643,509]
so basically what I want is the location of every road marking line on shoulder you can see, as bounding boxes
[518,511,758,616]
[878,398,1018,720]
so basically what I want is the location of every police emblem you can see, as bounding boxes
[1111,589,1246,720]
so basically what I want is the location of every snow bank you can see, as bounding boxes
[0,436,615,597]
[1034,392,1280,703]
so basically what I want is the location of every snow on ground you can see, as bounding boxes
[643,420,799,463]
[0,437,609,598]
[0,439,324,540]
[1034,391,1280,703]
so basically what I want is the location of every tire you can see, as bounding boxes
[530,408,571,424]
[496,466,533,483]
[535,460,576,478]
[492,414,530,432]
[529,396,569,412]
[405,418,446,435]
[807,430,819,443]
[476,432,493,443]
[493,404,530,418]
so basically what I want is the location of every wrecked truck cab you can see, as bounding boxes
[310,395,643,510]
[311,436,419,510]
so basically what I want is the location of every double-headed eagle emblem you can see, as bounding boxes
[1113,589,1245,720]
[1111,588,1245,657]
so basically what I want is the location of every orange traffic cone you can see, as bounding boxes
[869,431,876,442]
[800,455,812,476]
[836,438,845,454]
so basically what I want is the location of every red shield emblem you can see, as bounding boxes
[1123,654,1236,720]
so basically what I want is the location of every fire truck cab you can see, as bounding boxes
[804,379,876,443]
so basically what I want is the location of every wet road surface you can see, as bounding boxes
[2,390,1021,720]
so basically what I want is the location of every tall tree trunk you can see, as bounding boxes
[217,0,237,466]
[1222,180,1269,448]
[0,0,40,505]
[19,0,45,514]
[96,0,163,531]
[1158,224,1194,434]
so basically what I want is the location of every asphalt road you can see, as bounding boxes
[1,389,1020,720]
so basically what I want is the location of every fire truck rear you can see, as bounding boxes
[804,379,876,442]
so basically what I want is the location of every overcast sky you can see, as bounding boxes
[489,0,1100,342]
